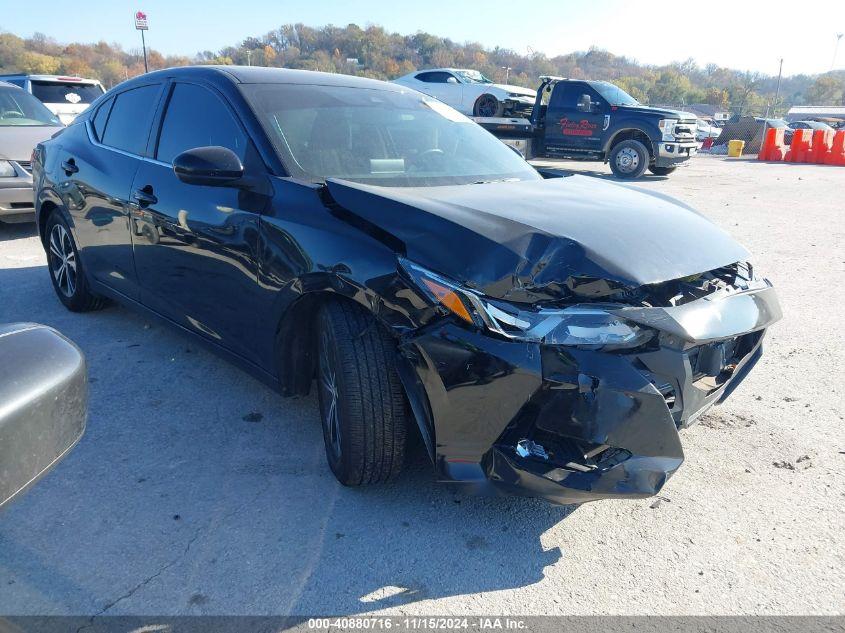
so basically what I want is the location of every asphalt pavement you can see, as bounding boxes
[0,155,842,616]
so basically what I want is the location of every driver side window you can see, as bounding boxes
[155,83,248,164]
[416,72,456,84]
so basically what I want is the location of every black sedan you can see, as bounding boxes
[32,66,781,505]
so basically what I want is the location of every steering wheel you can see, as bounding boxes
[411,148,446,170]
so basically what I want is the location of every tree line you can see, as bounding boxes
[2,23,844,115]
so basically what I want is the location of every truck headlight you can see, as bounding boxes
[402,259,653,349]
[0,161,16,178]
[658,119,678,141]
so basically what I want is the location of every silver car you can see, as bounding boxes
[0,81,63,223]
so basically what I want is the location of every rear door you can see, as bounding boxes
[57,82,164,301]
[544,81,606,153]
[129,80,267,363]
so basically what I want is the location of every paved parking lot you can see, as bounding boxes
[0,155,843,617]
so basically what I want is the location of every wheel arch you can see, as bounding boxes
[36,188,67,247]
[603,127,655,159]
[273,286,436,463]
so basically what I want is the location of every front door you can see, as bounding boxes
[130,81,269,364]
[544,82,607,154]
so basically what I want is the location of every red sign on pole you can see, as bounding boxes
[134,11,148,30]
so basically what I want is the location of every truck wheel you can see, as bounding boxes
[474,94,503,118]
[45,211,107,312]
[649,166,677,176]
[316,299,408,486]
[609,140,649,179]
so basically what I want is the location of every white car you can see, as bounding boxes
[696,119,722,141]
[0,74,105,125]
[393,68,536,118]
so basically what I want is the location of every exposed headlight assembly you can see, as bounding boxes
[401,259,652,349]
[0,160,16,178]
[658,119,678,141]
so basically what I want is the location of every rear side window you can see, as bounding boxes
[155,83,247,164]
[31,81,104,105]
[91,97,113,141]
[101,84,161,155]
[549,83,583,108]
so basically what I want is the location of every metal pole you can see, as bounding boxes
[141,29,148,73]
[833,34,843,71]
[773,58,783,116]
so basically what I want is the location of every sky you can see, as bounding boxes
[1,0,844,76]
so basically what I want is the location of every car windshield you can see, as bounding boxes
[590,81,640,106]
[243,84,540,187]
[30,81,104,105]
[0,86,62,126]
[453,70,493,84]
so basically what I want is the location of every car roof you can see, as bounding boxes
[124,65,405,93]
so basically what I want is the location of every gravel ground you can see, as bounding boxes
[0,154,842,616]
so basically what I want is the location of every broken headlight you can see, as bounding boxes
[401,259,653,349]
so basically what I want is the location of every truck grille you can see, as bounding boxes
[673,121,698,141]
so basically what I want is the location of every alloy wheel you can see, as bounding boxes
[49,224,77,298]
[476,95,498,117]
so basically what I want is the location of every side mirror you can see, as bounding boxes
[173,146,244,187]
[577,94,592,112]
[446,76,459,84]
[0,324,86,509]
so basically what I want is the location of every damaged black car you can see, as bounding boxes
[33,66,782,504]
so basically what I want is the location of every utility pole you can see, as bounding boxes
[502,66,511,83]
[773,57,783,117]
[246,50,252,66]
[834,33,844,70]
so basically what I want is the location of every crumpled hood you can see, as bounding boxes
[0,126,63,161]
[493,84,536,99]
[326,175,749,303]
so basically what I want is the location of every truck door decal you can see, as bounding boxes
[559,118,597,136]
[603,115,610,131]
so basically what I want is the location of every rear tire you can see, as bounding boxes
[45,211,106,312]
[609,139,650,179]
[316,300,408,486]
[649,165,677,176]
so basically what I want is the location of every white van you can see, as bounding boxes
[0,74,105,125]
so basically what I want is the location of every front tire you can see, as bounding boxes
[649,165,677,176]
[317,300,408,486]
[609,139,650,179]
[473,94,503,118]
[45,212,106,312]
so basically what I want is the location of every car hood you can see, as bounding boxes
[616,105,697,121]
[0,126,63,161]
[325,175,749,303]
[492,84,536,98]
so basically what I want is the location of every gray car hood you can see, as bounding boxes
[0,126,63,162]
[326,175,749,303]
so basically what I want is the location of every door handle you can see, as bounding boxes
[132,187,158,207]
[61,159,78,175]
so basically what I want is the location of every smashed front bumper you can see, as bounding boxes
[398,280,781,505]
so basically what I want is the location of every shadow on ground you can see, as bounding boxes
[0,264,575,616]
